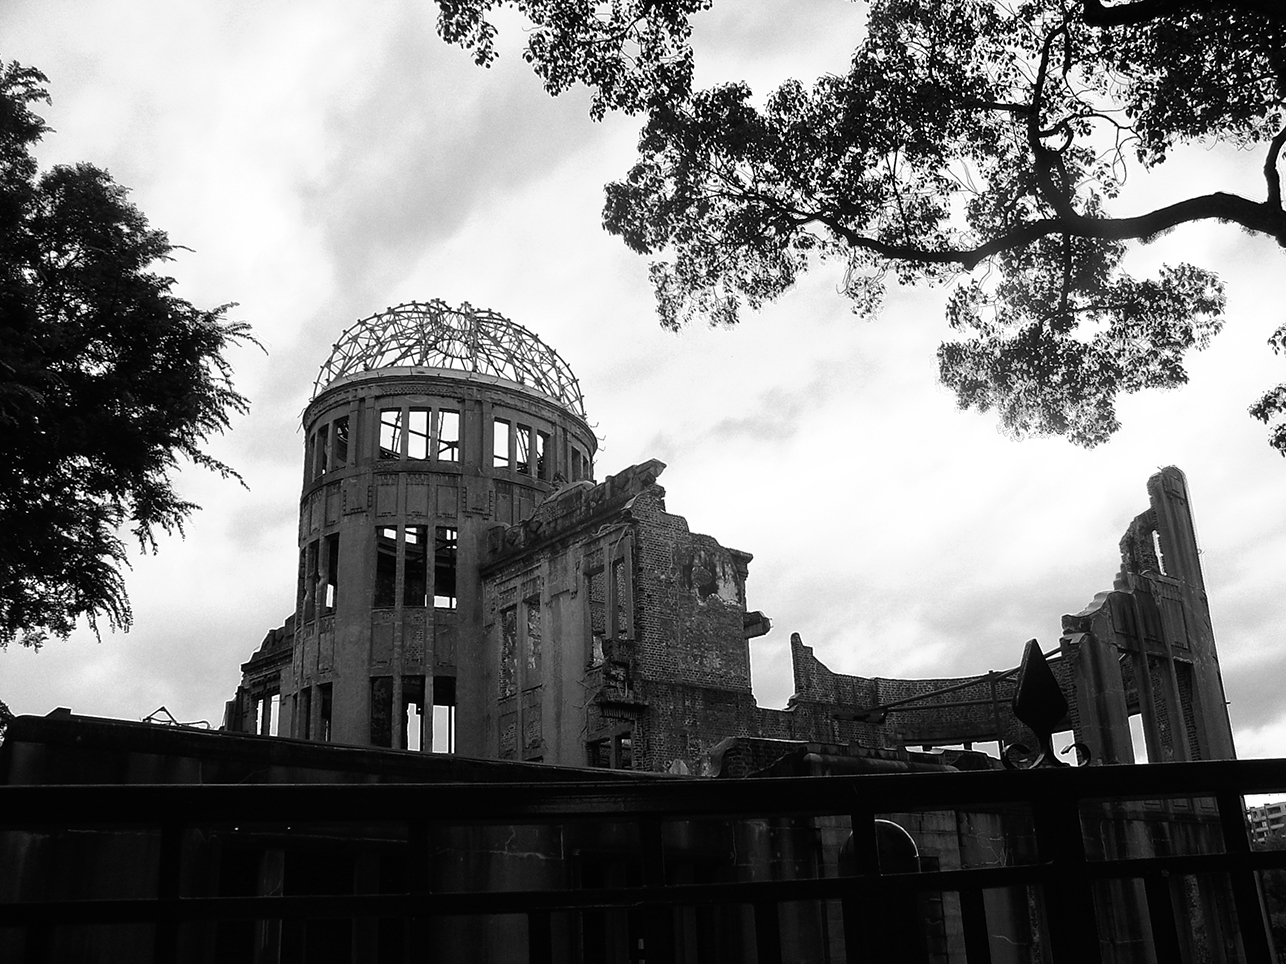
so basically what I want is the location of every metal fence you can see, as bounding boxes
[4,758,1286,963]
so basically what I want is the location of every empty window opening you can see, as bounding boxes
[611,556,629,639]
[300,687,312,740]
[587,730,633,769]
[323,533,339,614]
[304,433,316,483]
[1129,713,1150,763]
[303,542,319,622]
[493,418,511,469]
[407,408,429,460]
[536,431,549,480]
[525,598,542,679]
[434,526,457,609]
[587,568,606,664]
[571,447,584,481]
[318,683,333,742]
[258,692,279,736]
[516,424,533,475]
[500,606,518,699]
[333,415,349,467]
[587,738,611,768]
[374,527,398,608]
[406,701,422,751]
[370,677,394,748]
[433,676,456,753]
[297,546,309,618]
[401,676,425,751]
[316,424,330,477]
[379,408,403,460]
[614,731,633,770]
[404,525,429,607]
[436,409,460,462]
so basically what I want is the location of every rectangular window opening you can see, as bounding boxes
[316,424,330,478]
[516,424,533,475]
[402,676,425,751]
[303,542,319,622]
[436,409,460,462]
[525,597,542,681]
[434,526,458,609]
[323,533,339,614]
[614,731,633,770]
[300,686,313,740]
[493,418,511,469]
[500,606,518,699]
[318,683,333,742]
[379,408,403,460]
[433,676,457,754]
[587,738,611,768]
[374,527,398,608]
[611,556,628,639]
[587,568,606,665]
[370,676,393,748]
[571,447,584,481]
[536,431,549,480]
[1129,712,1150,764]
[333,415,349,467]
[408,408,429,460]
[404,525,428,607]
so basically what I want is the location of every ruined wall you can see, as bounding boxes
[1059,466,1235,765]
[483,460,765,773]
[751,466,1232,770]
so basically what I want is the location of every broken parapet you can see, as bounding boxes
[486,459,667,563]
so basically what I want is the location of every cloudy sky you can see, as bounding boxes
[3,0,1285,757]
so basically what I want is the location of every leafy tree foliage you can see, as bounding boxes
[0,62,254,648]
[435,0,1286,451]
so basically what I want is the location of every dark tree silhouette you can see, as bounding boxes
[0,62,254,648]
[435,0,1286,451]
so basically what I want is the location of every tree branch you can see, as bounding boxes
[1266,123,1286,218]
[816,191,1286,271]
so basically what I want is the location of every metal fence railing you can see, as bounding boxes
[4,758,1286,963]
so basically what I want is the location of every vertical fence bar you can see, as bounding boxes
[753,900,782,964]
[959,887,992,964]
[1032,791,1101,964]
[640,817,673,963]
[1142,874,1182,962]
[407,817,430,964]
[152,819,182,964]
[842,807,886,964]
[1217,790,1274,964]
[527,909,552,964]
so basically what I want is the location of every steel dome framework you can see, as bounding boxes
[313,300,587,418]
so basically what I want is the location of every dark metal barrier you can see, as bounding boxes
[4,758,1286,963]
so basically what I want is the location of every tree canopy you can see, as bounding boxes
[0,62,254,648]
[435,0,1286,452]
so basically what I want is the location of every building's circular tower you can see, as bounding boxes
[292,301,595,752]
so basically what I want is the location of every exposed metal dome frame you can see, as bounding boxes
[313,300,587,417]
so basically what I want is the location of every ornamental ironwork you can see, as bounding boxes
[313,301,587,418]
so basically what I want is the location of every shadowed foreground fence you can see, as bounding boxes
[4,758,1286,963]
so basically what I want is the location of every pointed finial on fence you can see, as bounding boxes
[1003,639,1090,769]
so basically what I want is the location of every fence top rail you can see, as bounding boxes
[4,758,1286,826]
